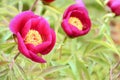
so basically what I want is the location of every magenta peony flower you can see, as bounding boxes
[107,0,120,16]
[61,0,91,38]
[9,11,56,63]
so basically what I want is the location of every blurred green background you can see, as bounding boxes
[0,0,120,80]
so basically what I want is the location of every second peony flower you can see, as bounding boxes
[61,2,91,38]
[9,11,56,63]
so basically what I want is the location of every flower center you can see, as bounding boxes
[68,17,83,30]
[24,30,42,46]
[37,53,42,57]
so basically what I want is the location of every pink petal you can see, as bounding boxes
[30,17,41,30]
[63,4,88,19]
[26,41,51,53]
[29,51,46,63]
[9,11,35,34]
[35,17,52,42]
[16,32,31,58]
[21,19,32,39]
[41,29,56,55]
[61,19,73,37]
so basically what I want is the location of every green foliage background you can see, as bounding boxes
[0,0,120,80]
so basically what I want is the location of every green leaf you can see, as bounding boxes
[40,65,69,77]
[0,69,9,78]
[95,0,104,7]
[69,60,81,80]
[75,57,91,80]
[89,55,109,65]
[0,42,16,54]
[13,63,28,80]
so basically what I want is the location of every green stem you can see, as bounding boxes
[9,52,20,69]
[59,36,67,59]
[29,0,39,11]
[14,52,20,60]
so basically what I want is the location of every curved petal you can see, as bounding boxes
[35,17,52,42]
[26,41,51,54]
[21,19,32,39]
[9,11,35,34]
[16,32,31,58]
[35,41,51,53]
[70,24,83,37]
[29,51,46,63]
[63,4,88,19]
[41,29,56,55]
[61,19,73,37]
[30,17,41,30]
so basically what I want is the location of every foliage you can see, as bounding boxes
[0,0,120,80]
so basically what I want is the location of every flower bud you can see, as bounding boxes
[107,0,120,16]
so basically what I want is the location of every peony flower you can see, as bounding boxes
[61,0,91,38]
[9,11,56,63]
[107,0,120,16]
[42,0,54,4]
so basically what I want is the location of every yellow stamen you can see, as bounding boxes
[24,30,42,46]
[68,17,83,30]
[37,53,42,57]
